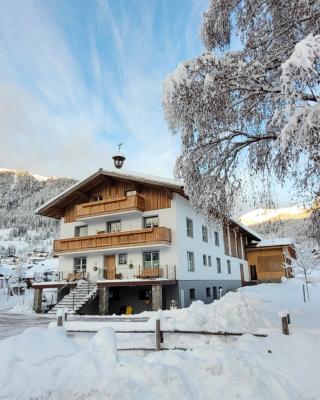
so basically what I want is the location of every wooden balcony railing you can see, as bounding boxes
[54,227,171,254]
[75,195,145,219]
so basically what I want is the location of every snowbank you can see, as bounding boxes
[1,279,320,399]
[1,326,320,399]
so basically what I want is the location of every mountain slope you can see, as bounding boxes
[0,169,76,255]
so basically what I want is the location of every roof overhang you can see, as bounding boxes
[36,169,185,219]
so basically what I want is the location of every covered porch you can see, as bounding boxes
[97,279,177,315]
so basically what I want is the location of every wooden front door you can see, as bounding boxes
[104,255,116,280]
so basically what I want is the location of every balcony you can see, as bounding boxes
[75,195,145,220]
[54,227,171,254]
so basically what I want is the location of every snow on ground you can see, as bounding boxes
[0,289,34,313]
[1,278,320,399]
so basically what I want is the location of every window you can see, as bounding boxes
[118,254,127,265]
[203,254,207,266]
[91,195,103,202]
[206,287,211,297]
[212,286,218,300]
[214,231,220,246]
[189,288,196,300]
[74,225,88,237]
[143,216,159,228]
[227,260,231,274]
[107,220,121,233]
[187,252,195,271]
[126,190,137,197]
[216,257,221,273]
[74,257,86,271]
[186,218,193,237]
[202,225,208,242]
[208,255,212,267]
[143,251,159,268]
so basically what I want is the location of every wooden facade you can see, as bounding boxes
[53,227,172,254]
[64,180,171,223]
[246,246,294,282]
[223,224,248,260]
[75,194,145,219]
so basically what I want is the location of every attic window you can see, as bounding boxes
[126,190,137,197]
[91,195,103,202]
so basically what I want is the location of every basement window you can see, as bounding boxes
[189,288,196,300]
[206,287,211,297]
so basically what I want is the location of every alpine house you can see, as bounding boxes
[34,166,260,315]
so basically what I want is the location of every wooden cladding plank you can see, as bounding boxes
[54,227,171,253]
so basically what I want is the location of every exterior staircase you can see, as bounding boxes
[48,281,98,315]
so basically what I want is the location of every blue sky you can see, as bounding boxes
[0,0,209,180]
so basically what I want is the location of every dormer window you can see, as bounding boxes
[126,190,137,197]
[91,195,103,202]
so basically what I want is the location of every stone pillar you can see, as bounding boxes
[33,288,43,313]
[152,285,162,311]
[99,286,109,315]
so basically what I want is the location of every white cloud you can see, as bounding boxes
[0,0,205,180]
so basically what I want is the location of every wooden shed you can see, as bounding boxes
[246,238,295,283]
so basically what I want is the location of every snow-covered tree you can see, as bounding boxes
[163,1,320,235]
[287,243,319,301]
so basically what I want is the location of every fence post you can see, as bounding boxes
[286,313,291,324]
[73,292,75,311]
[57,315,63,327]
[155,319,161,351]
[64,310,68,321]
[282,316,289,335]
[302,284,306,302]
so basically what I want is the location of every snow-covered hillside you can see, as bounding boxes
[240,206,310,226]
[0,169,76,256]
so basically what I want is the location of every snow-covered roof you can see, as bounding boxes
[236,222,262,241]
[248,237,294,248]
[0,265,13,277]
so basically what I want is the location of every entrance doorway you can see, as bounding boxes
[250,265,258,281]
[104,255,116,280]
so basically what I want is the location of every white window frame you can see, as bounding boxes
[203,254,207,266]
[216,257,221,274]
[202,225,208,242]
[74,225,88,237]
[187,251,195,271]
[118,254,127,265]
[74,257,87,272]
[107,220,121,233]
[143,215,159,229]
[143,251,159,269]
[186,218,193,238]
[227,260,231,274]
[214,231,220,246]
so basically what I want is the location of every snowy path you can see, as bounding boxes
[0,313,54,339]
